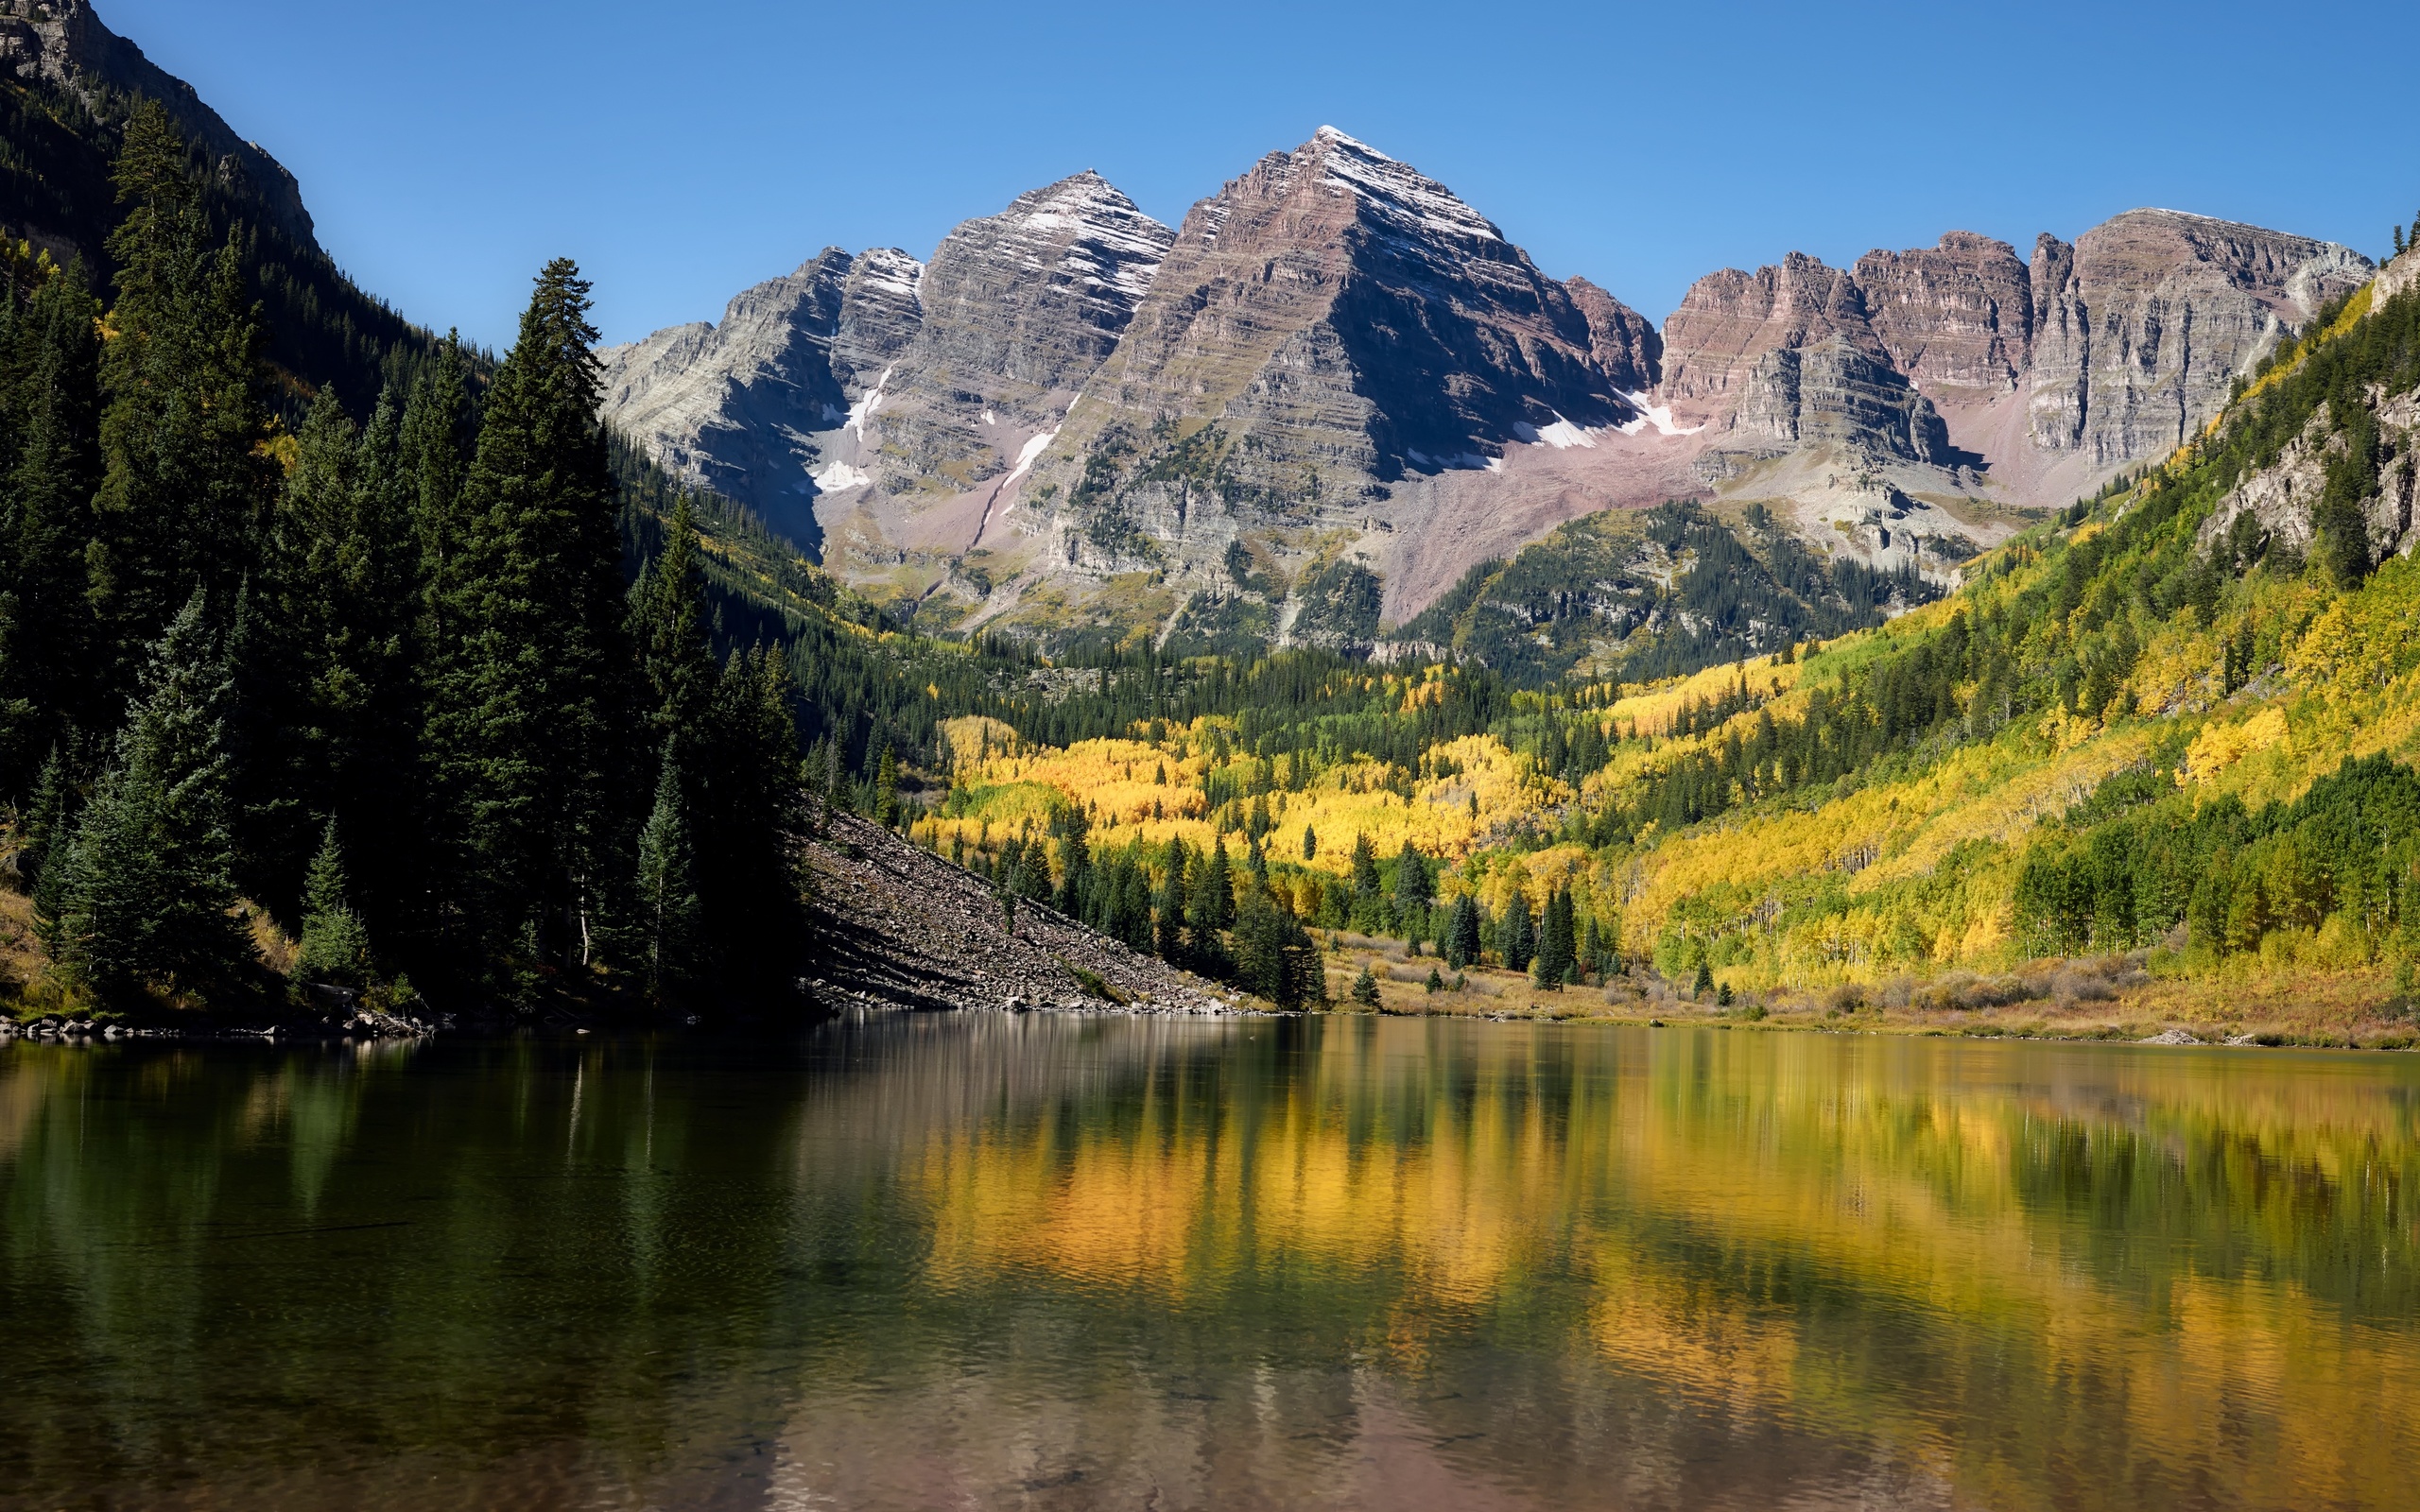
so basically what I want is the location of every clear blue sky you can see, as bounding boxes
[101,0,2420,352]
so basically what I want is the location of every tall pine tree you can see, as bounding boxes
[0,254,101,794]
[424,260,634,985]
[90,102,274,698]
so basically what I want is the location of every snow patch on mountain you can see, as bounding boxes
[1517,413,1599,450]
[1311,125,1506,249]
[1003,428,1058,489]
[811,459,871,492]
[847,368,893,435]
[1616,391,1704,437]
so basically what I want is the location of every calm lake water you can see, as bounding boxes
[3,1016,2417,1510]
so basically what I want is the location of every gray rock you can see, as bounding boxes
[596,246,924,551]
[861,171,1173,501]
[2027,210,2369,462]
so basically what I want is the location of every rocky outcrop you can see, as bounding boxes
[1565,276,1662,394]
[0,0,315,248]
[2027,210,2370,462]
[600,175,1168,543]
[596,247,924,541]
[2200,392,2420,566]
[1657,252,1878,413]
[1731,335,1952,465]
[861,172,1172,498]
[1854,232,2032,398]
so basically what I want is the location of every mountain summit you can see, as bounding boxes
[599,129,2373,664]
[599,172,1170,555]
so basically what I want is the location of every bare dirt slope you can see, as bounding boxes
[801,811,1238,1014]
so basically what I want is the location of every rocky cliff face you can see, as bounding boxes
[860,172,1172,499]
[1658,252,1956,473]
[600,175,1169,548]
[1657,252,1878,414]
[1564,276,1662,394]
[1660,215,2367,486]
[0,0,315,249]
[1024,127,1646,591]
[596,247,924,544]
[2025,210,2370,462]
[1854,232,2032,398]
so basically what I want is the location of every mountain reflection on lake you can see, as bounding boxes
[3,1015,2416,1510]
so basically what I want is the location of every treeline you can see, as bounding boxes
[2015,756,2420,964]
[1,105,803,1013]
[951,811,1324,1008]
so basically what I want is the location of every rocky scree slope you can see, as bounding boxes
[804,811,1244,1014]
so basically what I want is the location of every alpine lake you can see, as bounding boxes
[3,1013,2417,1510]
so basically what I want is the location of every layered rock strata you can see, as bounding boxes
[600,174,1171,548]
[596,247,925,542]
[2025,210,2372,462]
[862,172,1174,499]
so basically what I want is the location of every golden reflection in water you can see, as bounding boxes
[896,1021,2420,1511]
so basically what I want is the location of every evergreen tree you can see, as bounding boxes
[1444,893,1481,970]
[1301,823,1318,861]
[1190,836,1236,970]
[631,493,715,745]
[1054,816,1094,918]
[1351,962,1381,1006]
[1349,832,1382,930]
[238,387,424,924]
[1154,838,1189,962]
[633,746,702,1003]
[423,260,634,984]
[54,592,254,1004]
[25,744,77,953]
[1533,886,1575,989]
[1232,883,1288,1004]
[90,103,275,697]
[1500,891,1535,975]
[0,255,102,793]
[874,744,900,828]
[292,819,372,988]
[401,331,475,653]
[693,646,806,998]
[1393,838,1432,931]
[1692,961,1716,1000]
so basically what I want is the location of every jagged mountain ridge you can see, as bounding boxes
[598,172,1172,558]
[599,126,2373,672]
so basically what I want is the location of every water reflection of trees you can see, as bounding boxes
[1,1023,2416,1510]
